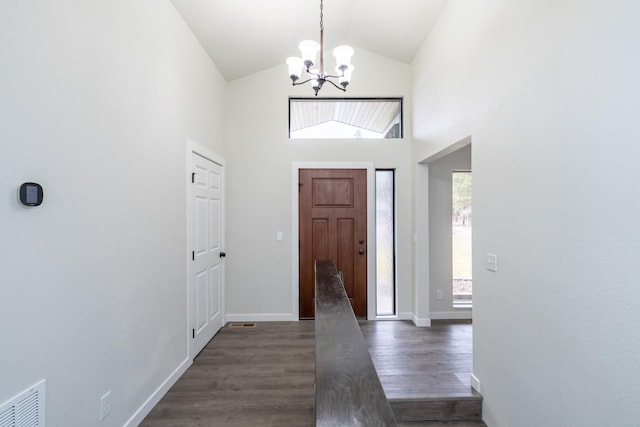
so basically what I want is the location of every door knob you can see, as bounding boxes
[359,249,365,255]
[220,252,226,258]
[359,239,365,244]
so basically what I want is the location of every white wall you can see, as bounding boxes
[428,144,472,318]
[412,0,640,425]
[0,1,226,425]
[226,49,415,320]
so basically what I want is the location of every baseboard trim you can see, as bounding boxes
[411,314,432,327]
[470,373,481,393]
[225,313,298,322]
[398,312,413,321]
[430,311,472,320]
[124,356,191,427]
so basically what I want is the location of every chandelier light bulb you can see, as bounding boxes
[338,64,354,88]
[287,57,304,81]
[299,40,320,68]
[333,45,354,71]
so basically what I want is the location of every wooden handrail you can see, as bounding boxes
[314,260,397,426]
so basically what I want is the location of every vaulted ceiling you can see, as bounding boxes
[170,0,448,81]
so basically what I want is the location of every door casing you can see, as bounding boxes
[291,162,376,320]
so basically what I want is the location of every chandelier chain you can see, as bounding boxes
[319,0,325,74]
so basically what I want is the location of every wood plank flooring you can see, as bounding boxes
[141,322,315,427]
[359,320,479,400]
[141,320,483,427]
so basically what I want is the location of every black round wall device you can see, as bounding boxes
[19,182,44,206]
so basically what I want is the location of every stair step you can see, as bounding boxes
[396,421,487,427]
[390,395,483,422]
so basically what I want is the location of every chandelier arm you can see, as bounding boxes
[305,68,322,78]
[324,78,347,92]
[292,78,315,86]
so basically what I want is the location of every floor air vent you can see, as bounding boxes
[0,380,45,427]
[228,322,256,328]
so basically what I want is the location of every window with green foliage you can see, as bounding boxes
[452,171,472,306]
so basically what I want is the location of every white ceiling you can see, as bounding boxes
[170,0,448,81]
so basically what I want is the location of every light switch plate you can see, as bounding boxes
[486,253,498,272]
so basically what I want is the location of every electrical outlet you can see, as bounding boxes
[436,289,443,300]
[100,391,112,421]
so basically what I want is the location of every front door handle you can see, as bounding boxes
[358,249,365,255]
[220,251,226,258]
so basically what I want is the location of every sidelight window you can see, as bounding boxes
[376,169,396,316]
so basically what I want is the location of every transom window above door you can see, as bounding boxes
[289,98,403,139]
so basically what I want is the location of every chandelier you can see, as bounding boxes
[286,0,354,96]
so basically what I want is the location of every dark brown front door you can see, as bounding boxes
[299,169,367,318]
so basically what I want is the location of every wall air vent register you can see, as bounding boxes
[0,380,45,427]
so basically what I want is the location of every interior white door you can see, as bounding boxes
[190,151,224,358]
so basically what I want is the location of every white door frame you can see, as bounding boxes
[291,162,376,320]
[415,135,472,327]
[186,139,225,359]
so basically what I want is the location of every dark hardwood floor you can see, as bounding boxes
[360,320,478,400]
[141,322,315,427]
[141,320,483,426]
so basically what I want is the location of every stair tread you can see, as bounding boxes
[389,394,483,402]
[397,421,487,426]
